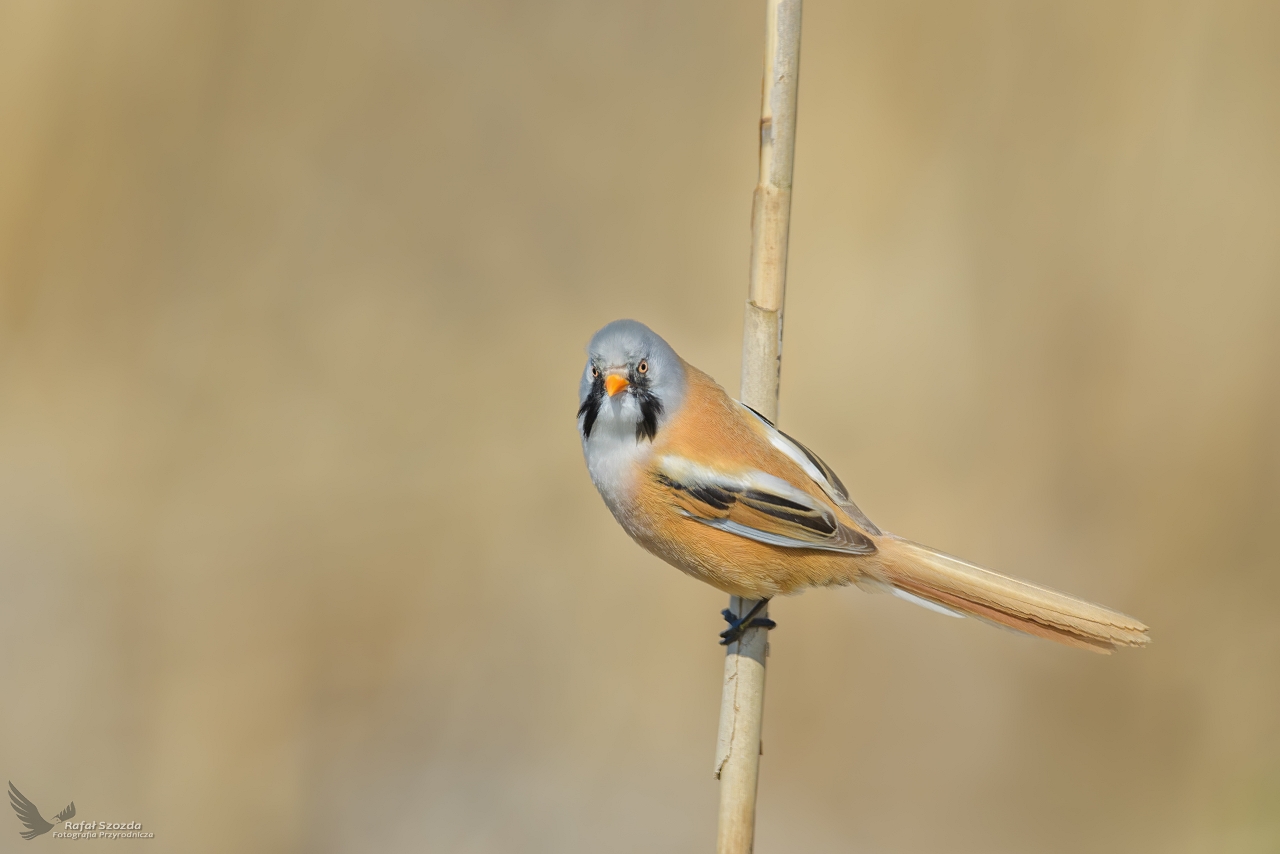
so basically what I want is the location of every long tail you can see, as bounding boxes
[861,537,1150,653]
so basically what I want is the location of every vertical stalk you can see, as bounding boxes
[715,1,802,853]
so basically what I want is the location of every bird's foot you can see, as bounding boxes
[719,598,776,646]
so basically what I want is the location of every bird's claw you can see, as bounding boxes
[719,600,776,646]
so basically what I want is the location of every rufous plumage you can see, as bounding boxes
[578,319,1149,653]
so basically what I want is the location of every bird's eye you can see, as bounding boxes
[591,366,600,378]
[637,359,648,374]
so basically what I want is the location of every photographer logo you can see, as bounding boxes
[8,783,153,841]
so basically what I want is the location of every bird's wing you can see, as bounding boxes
[654,455,876,554]
[8,782,53,839]
[738,403,881,535]
[54,801,76,823]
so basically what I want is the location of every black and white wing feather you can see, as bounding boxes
[654,455,876,554]
[739,403,882,535]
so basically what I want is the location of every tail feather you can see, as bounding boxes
[864,537,1150,654]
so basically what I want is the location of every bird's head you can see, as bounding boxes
[578,319,686,444]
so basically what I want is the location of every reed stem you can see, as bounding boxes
[715,2,802,852]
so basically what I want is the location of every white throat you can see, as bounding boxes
[581,394,654,517]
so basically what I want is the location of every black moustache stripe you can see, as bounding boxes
[578,375,605,439]
[634,384,663,443]
[578,369,664,443]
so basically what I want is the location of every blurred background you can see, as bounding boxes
[1,1,1277,851]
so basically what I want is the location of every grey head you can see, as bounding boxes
[578,319,687,445]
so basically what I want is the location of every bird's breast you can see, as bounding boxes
[582,430,655,526]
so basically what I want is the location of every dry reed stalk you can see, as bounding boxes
[715,1,802,852]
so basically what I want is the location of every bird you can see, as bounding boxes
[577,319,1149,652]
[8,782,75,840]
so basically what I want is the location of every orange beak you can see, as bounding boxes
[605,374,630,397]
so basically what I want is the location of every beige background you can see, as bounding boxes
[2,1,1278,852]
